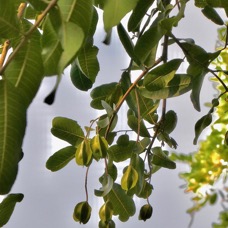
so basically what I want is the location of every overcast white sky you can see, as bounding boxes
[3,1,226,228]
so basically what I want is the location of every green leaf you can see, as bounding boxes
[57,22,84,74]
[141,73,192,99]
[0,0,19,39]
[202,6,224,25]
[128,0,155,32]
[134,24,165,64]
[0,193,24,227]
[117,23,140,65]
[41,10,63,76]
[77,45,100,83]
[51,117,84,146]
[90,82,118,110]
[94,174,113,197]
[103,0,139,32]
[46,146,75,172]
[70,60,93,91]
[144,59,183,91]
[151,147,176,169]
[163,110,177,134]
[5,20,44,107]
[0,80,26,194]
[105,183,136,222]
[108,137,150,162]
[206,0,228,8]
[193,113,212,144]
[58,0,93,35]
[160,1,186,32]
[127,115,150,137]
[121,165,138,191]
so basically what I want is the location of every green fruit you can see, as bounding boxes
[73,201,92,224]
[138,204,153,221]
[99,201,113,221]
[99,219,116,228]
[90,134,108,161]
[75,139,92,166]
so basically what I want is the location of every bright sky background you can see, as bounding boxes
[3,1,226,228]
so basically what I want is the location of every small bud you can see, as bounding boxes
[138,204,153,221]
[73,201,92,224]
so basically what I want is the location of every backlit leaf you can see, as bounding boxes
[121,165,138,191]
[57,22,84,74]
[103,0,139,32]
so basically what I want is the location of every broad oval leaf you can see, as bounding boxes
[57,22,84,74]
[151,147,176,169]
[193,113,212,145]
[163,110,177,134]
[103,0,139,32]
[104,183,136,222]
[90,82,118,110]
[127,115,150,137]
[51,117,84,146]
[77,45,100,83]
[144,59,183,91]
[0,193,24,227]
[70,60,93,91]
[46,146,75,172]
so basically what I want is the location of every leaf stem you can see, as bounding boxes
[0,0,58,76]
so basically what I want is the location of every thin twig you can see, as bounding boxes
[0,0,58,75]
[134,89,141,142]
[85,165,90,202]
[104,58,163,139]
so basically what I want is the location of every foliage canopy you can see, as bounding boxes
[0,0,227,227]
